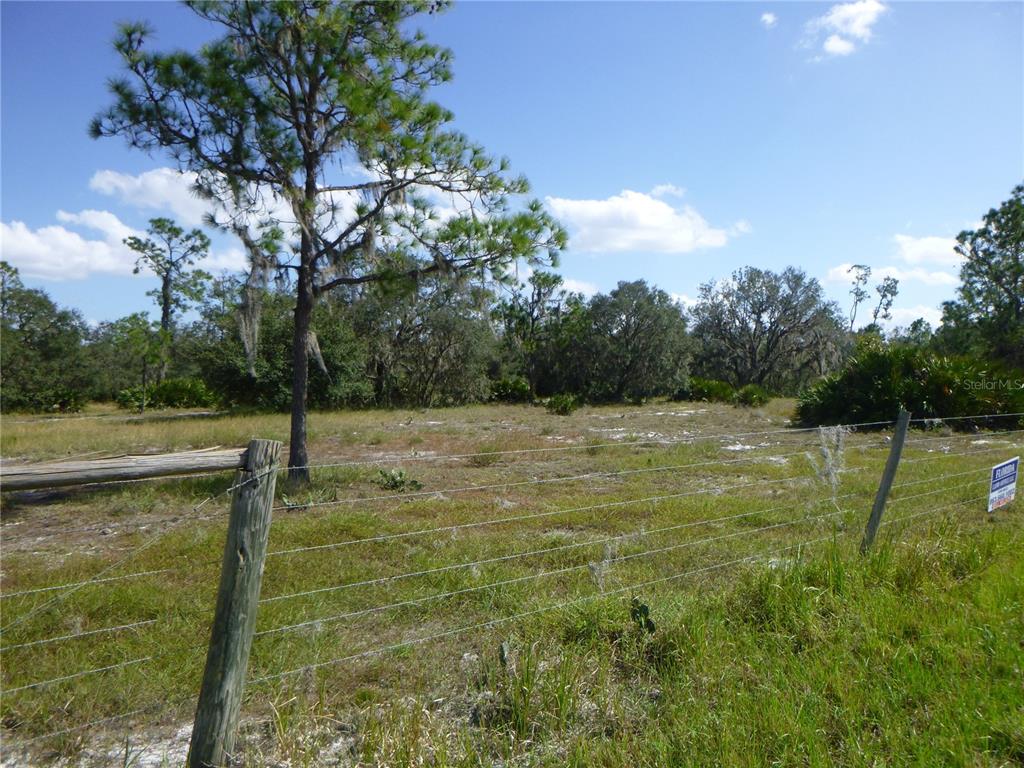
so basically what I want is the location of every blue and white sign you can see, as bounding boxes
[988,456,1019,512]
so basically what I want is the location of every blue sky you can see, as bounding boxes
[1,1,1021,329]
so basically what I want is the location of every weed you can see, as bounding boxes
[373,469,423,491]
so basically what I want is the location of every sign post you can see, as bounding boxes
[988,456,1019,513]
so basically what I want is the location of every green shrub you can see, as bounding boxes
[734,383,771,407]
[674,377,736,403]
[491,376,533,403]
[116,377,217,410]
[545,393,579,415]
[796,341,1024,429]
[373,469,422,492]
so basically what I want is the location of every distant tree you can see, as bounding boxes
[691,266,844,392]
[889,318,933,348]
[583,281,691,402]
[0,262,90,412]
[351,277,496,407]
[106,313,164,412]
[93,2,565,481]
[872,276,899,325]
[192,281,371,411]
[495,271,567,396]
[937,183,1024,367]
[536,293,593,397]
[124,217,211,379]
[847,264,871,331]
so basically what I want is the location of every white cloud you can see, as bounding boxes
[730,219,753,236]
[90,168,211,228]
[0,208,247,281]
[91,167,301,232]
[893,234,962,267]
[204,246,250,274]
[671,292,699,308]
[545,189,731,254]
[562,278,599,297]
[56,209,137,244]
[761,12,778,28]
[0,212,142,280]
[823,34,856,56]
[827,262,957,287]
[888,305,943,328]
[650,183,685,199]
[806,0,887,57]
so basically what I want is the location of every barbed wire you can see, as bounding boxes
[1,569,174,601]
[3,656,151,695]
[877,493,989,530]
[886,478,989,506]
[901,444,1023,466]
[890,466,991,491]
[903,427,1024,447]
[256,502,857,638]
[265,469,860,558]
[11,704,163,746]
[259,490,868,606]
[271,447,841,514]
[271,419,900,475]
[0,475,244,633]
[908,412,1024,425]
[251,533,836,685]
[0,619,157,653]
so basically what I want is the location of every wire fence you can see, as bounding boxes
[1,412,1020,758]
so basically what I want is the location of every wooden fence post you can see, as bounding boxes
[861,409,911,553]
[188,439,281,768]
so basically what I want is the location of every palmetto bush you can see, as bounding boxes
[734,383,771,408]
[796,341,1024,429]
[674,377,736,404]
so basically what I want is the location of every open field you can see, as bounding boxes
[2,401,1022,766]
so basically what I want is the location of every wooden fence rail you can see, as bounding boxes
[0,448,249,491]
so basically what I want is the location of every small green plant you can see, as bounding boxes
[116,377,216,410]
[374,469,423,491]
[674,377,736,403]
[734,383,771,407]
[545,393,579,415]
[467,445,501,468]
[491,376,532,403]
[629,597,656,634]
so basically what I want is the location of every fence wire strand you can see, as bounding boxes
[0,619,157,653]
[252,533,836,685]
[266,469,864,558]
[0,478,240,633]
[1,569,173,601]
[3,410,1021,750]
[256,501,856,638]
[3,656,152,695]
[260,491,868,606]
[273,419,903,475]
[271,446,841,513]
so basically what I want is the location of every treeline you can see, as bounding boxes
[2,184,1020,416]
[1,259,847,413]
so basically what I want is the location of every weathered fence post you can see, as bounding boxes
[861,409,911,553]
[188,439,281,768]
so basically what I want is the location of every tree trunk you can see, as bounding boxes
[160,274,173,382]
[288,264,314,484]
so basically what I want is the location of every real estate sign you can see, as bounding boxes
[988,456,1019,512]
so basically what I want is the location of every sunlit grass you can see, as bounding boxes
[1,400,1021,765]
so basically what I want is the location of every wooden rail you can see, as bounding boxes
[0,447,249,491]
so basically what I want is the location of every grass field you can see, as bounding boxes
[1,400,1022,766]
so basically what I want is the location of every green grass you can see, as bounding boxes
[1,400,1021,765]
